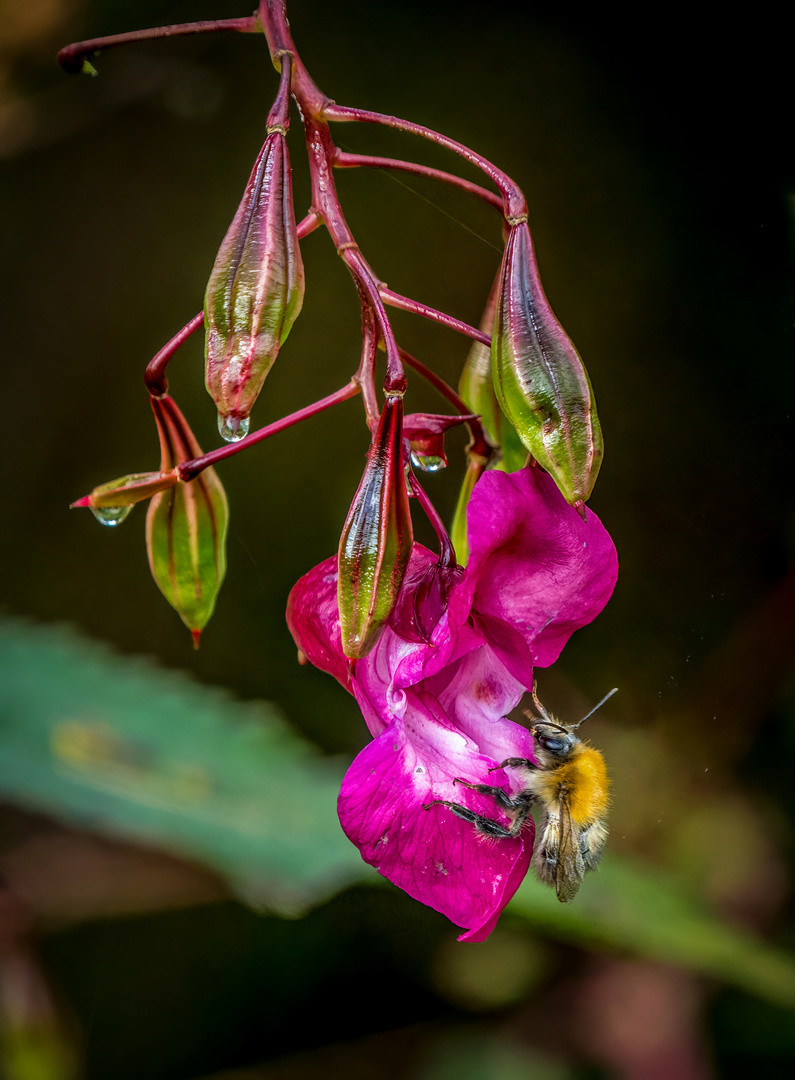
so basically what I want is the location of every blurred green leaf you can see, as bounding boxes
[0,617,369,916]
[508,859,795,1009]
[417,1031,571,1080]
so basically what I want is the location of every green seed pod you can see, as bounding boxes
[146,396,229,647]
[491,221,603,504]
[205,129,304,442]
[459,274,528,474]
[338,394,412,659]
[72,471,178,527]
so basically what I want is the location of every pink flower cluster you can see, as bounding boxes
[287,466,617,939]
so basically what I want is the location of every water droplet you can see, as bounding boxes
[90,504,133,527]
[411,452,446,473]
[218,413,250,442]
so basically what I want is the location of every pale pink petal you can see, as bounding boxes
[427,644,534,761]
[350,616,485,737]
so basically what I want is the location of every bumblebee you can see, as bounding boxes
[424,688,615,902]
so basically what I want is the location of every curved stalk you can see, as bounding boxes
[58,17,258,74]
[144,312,204,397]
[333,152,503,211]
[380,288,490,346]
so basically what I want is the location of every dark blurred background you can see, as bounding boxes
[1,1,794,1077]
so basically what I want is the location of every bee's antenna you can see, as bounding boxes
[530,688,554,724]
[571,687,618,729]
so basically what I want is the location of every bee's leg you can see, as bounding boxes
[451,776,516,811]
[423,798,516,839]
[489,757,538,773]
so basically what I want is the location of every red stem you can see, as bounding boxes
[58,17,258,74]
[257,0,330,118]
[267,49,293,131]
[144,311,204,396]
[333,151,503,211]
[408,471,457,568]
[258,1,524,221]
[303,117,405,394]
[296,211,322,239]
[178,381,360,481]
[381,288,490,346]
[356,307,380,429]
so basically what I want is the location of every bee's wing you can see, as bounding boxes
[552,796,586,902]
[531,797,586,903]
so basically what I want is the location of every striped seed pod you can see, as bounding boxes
[491,221,603,505]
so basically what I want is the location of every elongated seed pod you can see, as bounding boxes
[337,394,412,658]
[146,396,229,647]
[491,221,603,504]
[205,129,304,440]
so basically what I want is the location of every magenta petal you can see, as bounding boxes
[451,467,618,684]
[337,692,533,937]
[457,850,531,942]
[286,555,350,690]
[286,543,480,736]
[349,544,484,735]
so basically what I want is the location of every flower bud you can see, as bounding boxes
[338,394,412,658]
[146,396,229,646]
[403,411,475,473]
[491,221,603,504]
[205,129,304,441]
[459,277,527,474]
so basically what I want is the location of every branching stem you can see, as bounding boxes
[333,152,502,211]
[58,17,258,74]
[144,312,204,397]
[178,381,360,481]
[303,118,405,395]
[408,472,457,568]
[381,288,490,346]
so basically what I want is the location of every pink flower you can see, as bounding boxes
[287,467,618,939]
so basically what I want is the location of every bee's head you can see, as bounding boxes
[527,687,617,765]
[532,721,578,761]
